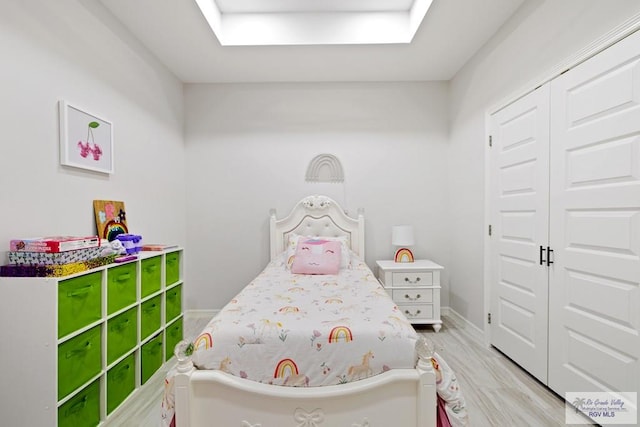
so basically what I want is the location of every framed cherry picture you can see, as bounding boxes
[59,100,114,174]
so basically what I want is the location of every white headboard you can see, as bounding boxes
[270,195,365,260]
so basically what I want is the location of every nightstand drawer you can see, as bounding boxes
[392,271,432,286]
[392,288,433,304]
[399,304,433,321]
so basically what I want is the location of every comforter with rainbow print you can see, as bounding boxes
[162,255,419,425]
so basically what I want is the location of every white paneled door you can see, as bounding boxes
[489,84,550,384]
[549,30,640,401]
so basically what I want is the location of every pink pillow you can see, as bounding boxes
[291,239,341,275]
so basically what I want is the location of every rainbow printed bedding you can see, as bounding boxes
[161,255,419,425]
[193,255,417,384]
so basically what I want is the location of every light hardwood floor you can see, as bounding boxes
[105,313,593,426]
[416,314,595,427]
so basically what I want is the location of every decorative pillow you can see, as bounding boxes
[291,239,341,275]
[285,233,351,270]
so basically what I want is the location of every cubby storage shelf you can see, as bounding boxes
[0,248,184,426]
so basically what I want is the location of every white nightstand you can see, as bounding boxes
[376,260,443,332]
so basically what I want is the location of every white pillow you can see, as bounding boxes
[285,233,351,270]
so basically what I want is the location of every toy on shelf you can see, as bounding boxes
[114,234,142,254]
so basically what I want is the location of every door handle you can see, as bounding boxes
[547,247,554,266]
[539,246,546,265]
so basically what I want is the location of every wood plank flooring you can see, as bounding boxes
[105,313,593,426]
[416,314,595,426]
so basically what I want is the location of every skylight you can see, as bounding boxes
[195,0,434,46]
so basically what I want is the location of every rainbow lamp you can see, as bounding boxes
[392,225,415,263]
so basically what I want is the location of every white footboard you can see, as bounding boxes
[173,339,437,427]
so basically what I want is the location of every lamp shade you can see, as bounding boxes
[392,225,414,246]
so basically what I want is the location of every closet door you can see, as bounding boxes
[549,30,640,400]
[489,84,550,383]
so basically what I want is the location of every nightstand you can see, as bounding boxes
[376,260,443,332]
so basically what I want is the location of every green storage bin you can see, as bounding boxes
[107,307,137,364]
[141,256,162,298]
[58,325,101,400]
[107,353,136,415]
[58,379,100,427]
[58,272,102,338]
[107,262,137,314]
[165,317,183,361]
[165,251,180,286]
[165,284,182,322]
[141,333,163,384]
[141,295,161,340]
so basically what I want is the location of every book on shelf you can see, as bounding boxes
[141,244,178,251]
[9,236,101,253]
[8,245,105,265]
[0,254,116,277]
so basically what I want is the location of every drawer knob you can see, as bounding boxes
[404,294,421,301]
[404,309,421,318]
[404,277,421,284]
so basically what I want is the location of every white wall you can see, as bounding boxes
[448,0,640,328]
[185,82,450,310]
[0,1,186,255]
[9,0,637,327]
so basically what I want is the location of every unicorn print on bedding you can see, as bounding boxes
[162,255,468,426]
[184,256,418,388]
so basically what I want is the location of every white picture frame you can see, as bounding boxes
[59,100,114,174]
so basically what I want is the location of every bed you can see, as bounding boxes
[165,195,465,427]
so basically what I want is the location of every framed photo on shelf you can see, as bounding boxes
[59,100,114,174]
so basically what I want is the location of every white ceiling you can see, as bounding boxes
[98,0,525,83]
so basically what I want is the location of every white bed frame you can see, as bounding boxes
[173,195,437,426]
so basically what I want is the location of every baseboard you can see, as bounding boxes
[184,309,219,320]
[443,307,485,340]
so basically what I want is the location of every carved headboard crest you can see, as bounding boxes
[301,195,332,210]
